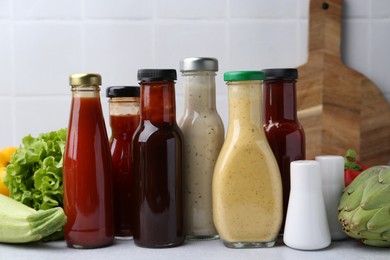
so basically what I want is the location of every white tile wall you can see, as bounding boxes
[0,0,9,18]
[229,21,298,69]
[0,0,389,147]
[342,0,370,18]
[341,20,369,74]
[156,0,226,19]
[371,0,390,18]
[154,21,227,95]
[0,23,12,96]
[230,0,298,19]
[13,22,82,96]
[13,0,82,19]
[0,99,13,148]
[83,22,154,85]
[84,0,153,19]
[14,97,70,144]
[369,20,390,90]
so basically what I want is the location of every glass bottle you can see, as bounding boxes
[178,57,224,240]
[213,71,282,249]
[262,68,305,234]
[132,69,185,248]
[106,86,140,240]
[64,73,114,249]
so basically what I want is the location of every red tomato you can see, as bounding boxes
[344,169,362,187]
[344,165,369,187]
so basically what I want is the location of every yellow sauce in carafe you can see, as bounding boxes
[212,73,282,248]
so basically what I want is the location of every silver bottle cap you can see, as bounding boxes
[180,57,218,72]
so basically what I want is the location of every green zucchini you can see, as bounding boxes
[0,194,66,243]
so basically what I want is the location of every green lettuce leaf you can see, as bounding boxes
[3,129,67,210]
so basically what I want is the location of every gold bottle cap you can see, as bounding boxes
[69,73,101,86]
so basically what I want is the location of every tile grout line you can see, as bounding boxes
[8,0,17,145]
[367,0,372,77]
[81,0,86,71]
[225,0,230,69]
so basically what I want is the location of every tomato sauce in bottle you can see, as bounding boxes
[132,69,185,248]
[64,73,114,248]
[262,68,306,234]
[106,86,140,239]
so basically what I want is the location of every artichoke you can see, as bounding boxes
[338,166,390,247]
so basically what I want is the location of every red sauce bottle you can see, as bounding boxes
[64,73,114,248]
[262,68,306,234]
[132,69,185,248]
[106,86,140,239]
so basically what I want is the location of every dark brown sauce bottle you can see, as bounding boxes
[132,69,184,248]
[262,68,306,234]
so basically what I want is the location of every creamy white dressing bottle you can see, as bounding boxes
[179,57,224,240]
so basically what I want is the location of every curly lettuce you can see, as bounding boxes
[4,129,67,210]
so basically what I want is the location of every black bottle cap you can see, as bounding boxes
[137,69,177,81]
[106,86,140,98]
[262,68,298,80]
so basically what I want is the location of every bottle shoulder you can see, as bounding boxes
[264,120,305,133]
[180,112,224,132]
[133,120,183,143]
[214,138,280,177]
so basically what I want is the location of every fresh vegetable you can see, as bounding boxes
[0,168,9,196]
[338,166,390,247]
[3,129,67,210]
[344,149,369,186]
[0,147,17,168]
[0,147,17,196]
[0,194,66,243]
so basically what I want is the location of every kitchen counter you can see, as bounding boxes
[0,238,388,260]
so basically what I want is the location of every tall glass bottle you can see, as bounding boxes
[262,68,305,233]
[64,73,114,249]
[178,57,224,240]
[213,71,282,249]
[132,69,185,248]
[106,86,140,239]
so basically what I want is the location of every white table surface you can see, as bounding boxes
[0,237,388,260]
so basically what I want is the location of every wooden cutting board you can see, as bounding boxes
[297,0,390,165]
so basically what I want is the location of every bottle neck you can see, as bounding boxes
[182,71,217,112]
[109,98,140,135]
[71,85,100,98]
[263,79,298,122]
[140,80,177,124]
[109,97,140,116]
[227,80,263,135]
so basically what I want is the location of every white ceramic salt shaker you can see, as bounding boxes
[284,160,331,250]
[315,155,348,240]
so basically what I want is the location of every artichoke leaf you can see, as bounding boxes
[339,207,362,238]
[360,178,390,210]
[362,239,390,247]
[338,166,390,247]
[338,184,364,211]
[378,167,390,184]
[382,230,390,240]
[358,230,384,241]
[366,206,390,233]
[343,167,378,193]
[350,208,380,232]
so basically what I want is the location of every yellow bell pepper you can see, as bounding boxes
[0,147,17,168]
[0,147,17,196]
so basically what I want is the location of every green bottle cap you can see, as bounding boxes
[224,71,265,81]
